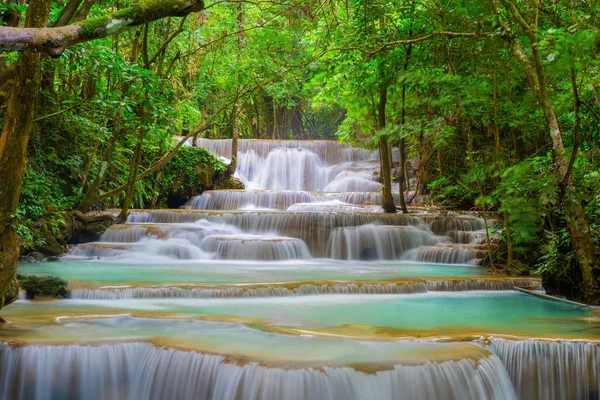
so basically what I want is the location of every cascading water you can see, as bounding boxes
[9,139,598,399]
[68,279,542,299]
[328,225,440,260]
[0,342,517,400]
[201,235,311,260]
[489,339,600,400]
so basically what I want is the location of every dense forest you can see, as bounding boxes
[0,0,599,309]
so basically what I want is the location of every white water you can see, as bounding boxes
[490,338,600,400]
[328,225,440,260]
[187,190,403,211]
[0,342,516,400]
[37,139,592,399]
[201,234,311,260]
[66,135,488,263]
[69,280,542,300]
[4,338,598,399]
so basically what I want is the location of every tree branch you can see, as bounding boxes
[0,0,204,57]
[32,93,95,122]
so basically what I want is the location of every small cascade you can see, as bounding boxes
[403,246,481,265]
[70,212,490,261]
[0,342,517,400]
[126,212,151,223]
[69,220,247,260]
[239,147,340,191]
[425,216,486,236]
[187,190,402,210]
[328,225,440,260]
[489,338,600,400]
[334,192,403,207]
[101,221,242,247]
[68,279,542,299]
[124,211,423,257]
[188,190,321,210]
[324,170,382,193]
[201,235,311,260]
[70,239,213,260]
[447,230,488,245]
[425,279,542,291]
[100,226,152,242]
[194,138,376,163]
[69,282,429,299]
[287,200,371,213]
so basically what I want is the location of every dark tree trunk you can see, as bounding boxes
[118,126,145,224]
[78,122,120,212]
[496,0,599,302]
[378,85,396,213]
[53,0,84,27]
[229,1,244,174]
[0,0,52,312]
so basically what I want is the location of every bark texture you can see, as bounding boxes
[378,86,397,213]
[0,0,204,57]
[494,0,599,302]
[0,0,52,311]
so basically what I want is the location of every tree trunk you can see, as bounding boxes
[398,72,409,213]
[78,122,120,212]
[78,139,100,192]
[0,0,52,312]
[53,0,84,27]
[229,1,244,174]
[545,102,599,299]
[72,0,97,22]
[378,85,396,213]
[495,0,599,300]
[118,126,145,224]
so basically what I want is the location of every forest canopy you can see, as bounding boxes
[0,0,599,306]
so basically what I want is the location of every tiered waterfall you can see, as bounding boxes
[4,139,599,400]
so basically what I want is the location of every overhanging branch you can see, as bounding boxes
[0,0,204,57]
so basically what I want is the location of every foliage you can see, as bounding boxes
[427,177,478,210]
[1,0,599,297]
[156,145,227,206]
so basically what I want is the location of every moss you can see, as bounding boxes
[17,273,68,300]
[78,15,112,39]
[156,146,227,207]
[76,0,203,40]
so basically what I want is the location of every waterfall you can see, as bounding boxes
[425,279,542,292]
[124,211,423,257]
[194,138,376,163]
[324,170,382,193]
[187,191,403,211]
[69,282,428,299]
[403,246,482,265]
[69,239,214,260]
[200,235,311,260]
[100,220,242,245]
[68,279,541,300]
[425,217,486,236]
[489,338,600,400]
[239,148,341,191]
[287,200,373,213]
[188,190,321,210]
[0,342,517,400]
[327,225,440,260]
[84,212,488,261]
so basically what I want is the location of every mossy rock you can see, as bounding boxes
[218,176,245,190]
[156,146,227,206]
[17,273,68,300]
